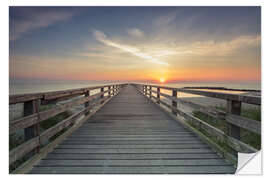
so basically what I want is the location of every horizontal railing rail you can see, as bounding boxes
[9,83,127,167]
[132,83,261,156]
[10,84,126,105]
[182,86,261,92]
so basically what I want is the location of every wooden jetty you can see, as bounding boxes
[9,83,261,174]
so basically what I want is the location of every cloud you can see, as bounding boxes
[93,30,169,66]
[10,10,76,41]
[183,35,261,56]
[127,28,144,37]
[153,11,179,27]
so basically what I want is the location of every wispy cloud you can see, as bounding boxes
[154,11,179,27]
[93,30,169,66]
[180,35,261,56]
[127,28,144,37]
[10,9,76,41]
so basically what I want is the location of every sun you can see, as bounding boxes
[159,77,166,83]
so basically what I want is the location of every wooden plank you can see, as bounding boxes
[37,159,231,166]
[176,108,257,153]
[45,152,221,160]
[178,98,226,120]
[9,136,39,165]
[65,137,198,141]
[61,140,205,145]
[43,89,86,101]
[226,114,261,134]
[23,99,40,154]
[71,132,192,135]
[76,128,186,131]
[183,86,260,92]
[133,83,261,105]
[9,83,126,104]
[30,166,235,174]
[157,87,160,104]
[76,128,187,131]
[41,93,83,105]
[172,90,177,115]
[177,89,260,105]
[74,129,188,133]
[56,144,208,149]
[227,100,241,140]
[9,94,43,105]
[69,134,195,138]
[84,90,90,116]
[52,148,213,154]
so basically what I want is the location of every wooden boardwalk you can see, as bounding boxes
[29,85,235,174]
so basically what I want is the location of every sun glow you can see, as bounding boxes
[160,77,166,83]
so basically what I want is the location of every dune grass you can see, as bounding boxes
[192,106,261,150]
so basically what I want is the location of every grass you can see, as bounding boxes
[241,108,261,122]
[40,111,72,131]
[216,106,261,121]
[9,134,24,150]
[192,106,261,150]
[187,118,236,156]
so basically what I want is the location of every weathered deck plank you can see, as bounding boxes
[30,85,235,174]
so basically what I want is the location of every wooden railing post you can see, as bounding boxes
[108,86,111,97]
[172,89,177,115]
[157,87,160,104]
[24,99,40,154]
[100,87,104,104]
[84,90,90,116]
[227,100,241,140]
[149,86,152,99]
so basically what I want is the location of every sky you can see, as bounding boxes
[9,7,261,84]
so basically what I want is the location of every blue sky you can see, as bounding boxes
[9,7,261,83]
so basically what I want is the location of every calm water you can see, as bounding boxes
[9,81,260,95]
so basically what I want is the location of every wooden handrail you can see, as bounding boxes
[182,86,260,92]
[9,83,126,104]
[132,83,261,105]
[10,89,110,134]
[9,83,127,166]
[132,83,260,154]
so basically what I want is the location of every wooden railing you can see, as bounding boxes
[9,83,127,167]
[132,83,261,160]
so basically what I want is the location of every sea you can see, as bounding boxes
[9,80,261,95]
